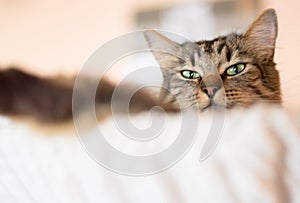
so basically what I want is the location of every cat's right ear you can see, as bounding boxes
[144,30,182,68]
[243,9,278,61]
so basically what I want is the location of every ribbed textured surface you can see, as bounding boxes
[0,106,299,203]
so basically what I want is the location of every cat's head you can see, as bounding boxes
[144,9,281,111]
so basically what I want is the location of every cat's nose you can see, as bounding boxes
[200,75,222,98]
[201,86,220,98]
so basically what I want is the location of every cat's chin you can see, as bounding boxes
[201,104,227,112]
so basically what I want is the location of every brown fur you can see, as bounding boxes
[0,67,174,122]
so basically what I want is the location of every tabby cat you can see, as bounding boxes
[144,8,281,111]
[0,9,281,121]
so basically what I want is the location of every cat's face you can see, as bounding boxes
[144,9,281,111]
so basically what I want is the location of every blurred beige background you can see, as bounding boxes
[0,0,299,109]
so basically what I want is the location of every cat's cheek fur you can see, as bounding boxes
[197,92,211,109]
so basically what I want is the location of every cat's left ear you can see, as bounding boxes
[243,9,278,61]
[144,30,182,68]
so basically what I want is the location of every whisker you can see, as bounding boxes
[226,89,282,98]
[227,98,284,106]
[178,98,198,103]
[173,95,199,103]
[250,90,300,99]
[228,98,279,102]
[188,101,199,107]
[229,98,281,102]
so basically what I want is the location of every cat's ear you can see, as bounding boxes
[144,30,182,68]
[243,9,278,61]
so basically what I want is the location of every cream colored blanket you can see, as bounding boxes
[0,105,299,203]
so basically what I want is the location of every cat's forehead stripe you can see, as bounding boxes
[195,35,236,65]
[190,54,195,66]
[225,45,232,62]
[217,42,226,54]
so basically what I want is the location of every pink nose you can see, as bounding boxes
[201,86,219,98]
[200,75,222,98]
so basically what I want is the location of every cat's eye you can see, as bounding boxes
[226,63,246,76]
[180,70,201,79]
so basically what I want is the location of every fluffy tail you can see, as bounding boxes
[0,67,175,122]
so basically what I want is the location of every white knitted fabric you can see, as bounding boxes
[0,106,299,203]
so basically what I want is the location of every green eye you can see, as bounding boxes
[181,70,201,79]
[226,63,246,76]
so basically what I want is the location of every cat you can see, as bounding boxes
[144,8,281,111]
[0,9,281,122]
